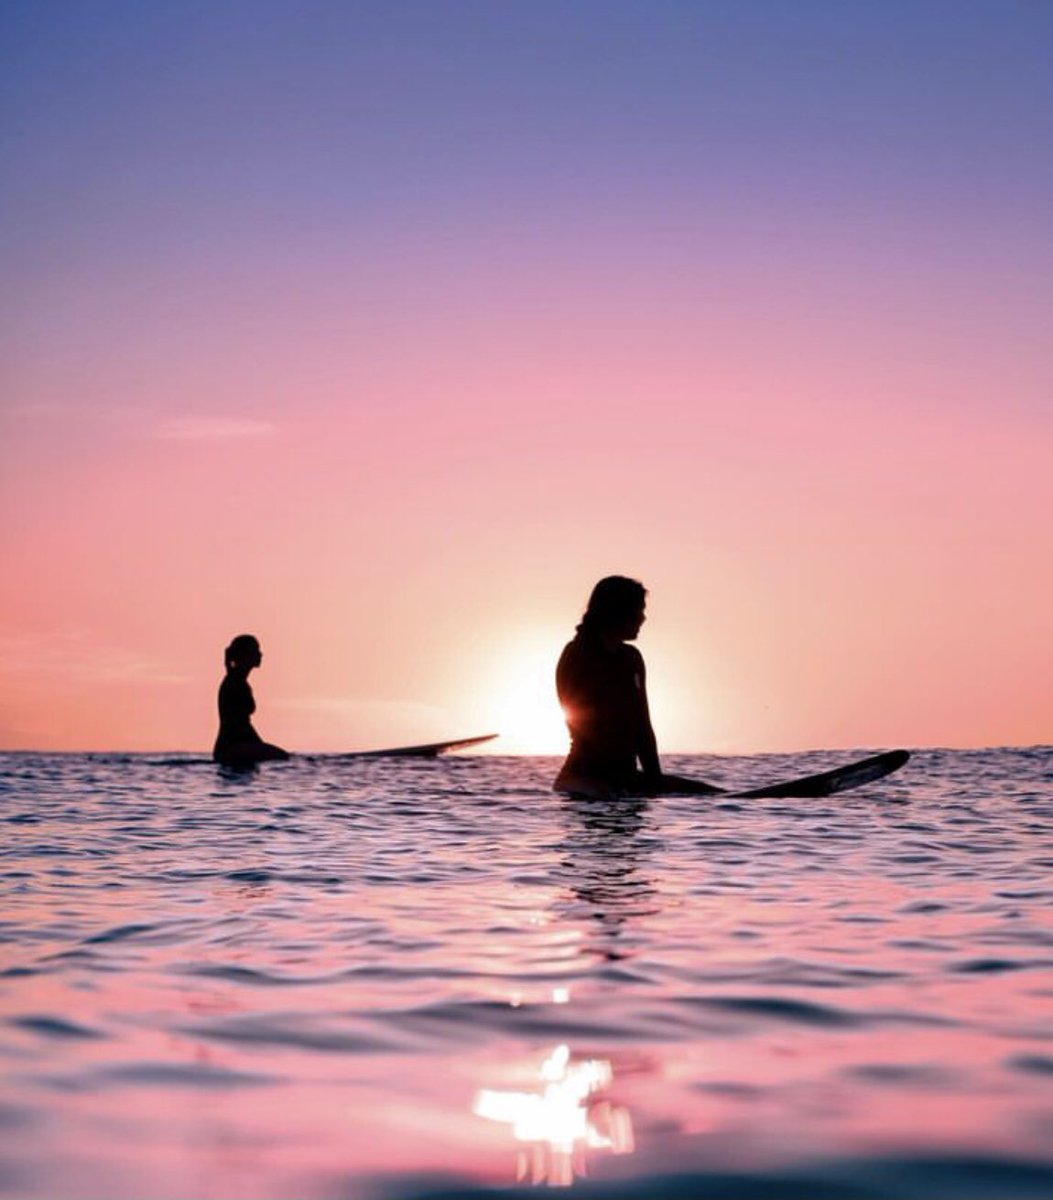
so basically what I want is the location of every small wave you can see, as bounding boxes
[1006,1053,1053,1076]
[83,922,159,945]
[845,1062,961,1088]
[685,995,866,1028]
[183,1013,404,1054]
[9,1015,104,1040]
[951,958,1030,974]
[0,1101,37,1132]
[177,963,345,987]
[93,1062,278,1089]
[223,869,345,885]
[384,998,671,1046]
[142,758,215,767]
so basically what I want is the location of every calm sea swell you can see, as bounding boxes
[1,746,1052,1199]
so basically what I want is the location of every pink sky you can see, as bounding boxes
[2,4,1050,753]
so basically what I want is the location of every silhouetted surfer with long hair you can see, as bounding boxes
[213,634,289,767]
[555,577,721,799]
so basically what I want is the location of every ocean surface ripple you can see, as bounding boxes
[1,746,1052,1199]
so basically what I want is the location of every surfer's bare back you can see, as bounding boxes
[554,577,719,799]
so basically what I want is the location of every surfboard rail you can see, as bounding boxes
[342,734,499,759]
[730,749,911,798]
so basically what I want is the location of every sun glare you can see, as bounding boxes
[481,636,568,755]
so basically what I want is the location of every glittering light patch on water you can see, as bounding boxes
[473,1043,634,1186]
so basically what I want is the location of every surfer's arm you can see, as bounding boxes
[633,652,662,781]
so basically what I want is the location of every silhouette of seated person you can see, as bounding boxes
[212,634,289,767]
[554,576,721,799]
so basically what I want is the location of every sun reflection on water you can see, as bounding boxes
[473,1043,634,1186]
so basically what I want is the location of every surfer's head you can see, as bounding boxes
[224,634,262,672]
[578,576,647,641]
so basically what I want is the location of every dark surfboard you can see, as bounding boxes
[731,749,910,798]
[342,734,499,759]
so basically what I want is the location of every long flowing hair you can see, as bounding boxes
[576,576,646,635]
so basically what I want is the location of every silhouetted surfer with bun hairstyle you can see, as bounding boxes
[212,634,289,767]
[555,577,721,799]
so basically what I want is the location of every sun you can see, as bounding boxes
[479,635,569,755]
[498,664,568,755]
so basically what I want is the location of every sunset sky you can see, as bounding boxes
[2,1,1050,754]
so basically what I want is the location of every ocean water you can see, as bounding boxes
[1,747,1052,1200]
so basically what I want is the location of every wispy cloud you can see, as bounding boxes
[4,405,278,441]
[276,696,446,724]
[0,631,189,685]
[154,416,277,441]
[4,401,76,417]
[3,401,140,420]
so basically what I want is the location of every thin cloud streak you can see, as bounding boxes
[276,696,448,725]
[154,416,277,441]
[0,631,189,686]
